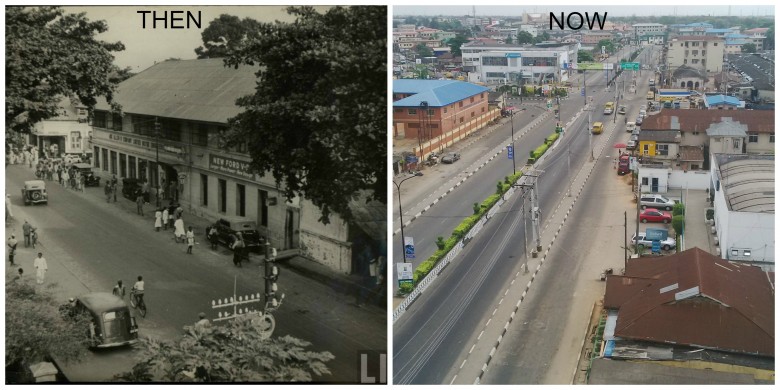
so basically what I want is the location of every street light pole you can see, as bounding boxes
[510,109,516,175]
[393,173,422,263]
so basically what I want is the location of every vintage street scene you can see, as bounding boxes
[5,5,386,383]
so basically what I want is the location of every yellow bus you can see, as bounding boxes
[603,102,614,115]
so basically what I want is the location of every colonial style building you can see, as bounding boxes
[90,58,378,274]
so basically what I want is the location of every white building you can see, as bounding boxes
[632,23,666,36]
[30,97,91,160]
[709,154,774,268]
[461,42,576,85]
[667,36,725,74]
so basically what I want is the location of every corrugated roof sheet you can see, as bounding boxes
[638,130,679,142]
[641,110,774,134]
[392,80,489,108]
[604,247,774,357]
[705,120,748,137]
[718,158,775,213]
[95,58,259,123]
[705,94,741,106]
[678,145,704,162]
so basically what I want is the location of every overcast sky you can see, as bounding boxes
[61,6,331,72]
[394,5,775,17]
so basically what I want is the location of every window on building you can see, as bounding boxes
[94,146,100,169]
[109,151,117,174]
[218,179,227,213]
[692,59,699,64]
[470,97,474,103]
[459,101,463,108]
[684,59,688,64]
[102,148,109,172]
[112,114,123,131]
[258,190,268,227]
[460,117,464,123]
[691,164,699,170]
[128,156,136,179]
[770,134,775,143]
[236,184,246,217]
[642,177,649,186]
[201,174,208,206]
[482,56,508,66]
[748,134,758,143]
[426,109,434,116]
[657,144,668,156]
[743,249,751,257]
[733,138,741,149]
[643,144,650,154]
[702,50,706,56]
[160,118,182,141]
[119,153,127,177]
[713,42,718,46]
[408,108,417,115]
[193,124,209,146]
[93,111,108,128]
[70,131,81,150]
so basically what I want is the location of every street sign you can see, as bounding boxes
[403,237,415,259]
[405,155,418,163]
[397,263,414,290]
[651,240,661,254]
[581,88,585,96]
[621,62,640,71]
[507,145,514,160]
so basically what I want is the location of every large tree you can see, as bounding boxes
[5,282,92,383]
[5,6,124,133]
[741,43,757,53]
[447,34,470,56]
[415,43,433,58]
[223,6,386,224]
[577,50,594,62]
[516,31,534,44]
[194,14,261,59]
[115,317,334,382]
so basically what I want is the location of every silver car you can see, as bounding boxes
[631,233,676,251]
[639,194,675,210]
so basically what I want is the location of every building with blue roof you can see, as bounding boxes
[704,94,744,110]
[393,79,497,157]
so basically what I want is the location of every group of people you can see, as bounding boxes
[152,203,195,254]
[6,146,36,167]
[104,175,119,203]
[36,160,86,192]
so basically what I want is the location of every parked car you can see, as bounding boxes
[441,152,460,164]
[213,217,266,252]
[626,122,636,133]
[635,116,643,126]
[71,163,101,187]
[639,208,672,223]
[69,293,139,348]
[640,193,675,210]
[626,140,637,150]
[63,154,82,165]
[21,180,47,205]
[639,108,647,117]
[631,233,676,251]
[121,178,143,201]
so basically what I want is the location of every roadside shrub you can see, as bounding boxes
[672,215,685,235]
[545,133,559,144]
[496,181,503,194]
[435,236,445,250]
[473,202,480,215]
[672,203,685,216]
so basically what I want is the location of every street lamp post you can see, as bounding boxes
[394,172,422,263]
[510,109,516,175]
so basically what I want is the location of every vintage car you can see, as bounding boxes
[121,178,143,201]
[71,293,139,348]
[21,180,48,205]
[71,163,101,187]
[213,217,266,252]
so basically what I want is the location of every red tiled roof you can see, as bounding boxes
[604,247,774,357]
[641,110,774,134]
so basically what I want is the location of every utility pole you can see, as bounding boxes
[212,276,264,323]
[393,173,422,263]
[586,107,594,161]
[566,146,572,197]
[624,211,628,266]
[154,117,161,208]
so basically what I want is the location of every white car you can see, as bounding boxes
[626,122,636,133]
[63,154,82,164]
[631,233,676,251]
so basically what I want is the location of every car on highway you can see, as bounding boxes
[639,193,675,210]
[21,180,48,205]
[603,102,615,115]
[591,122,604,134]
[639,208,671,223]
[213,217,266,252]
[69,292,139,349]
[441,152,460,164]
[618,105,627,115]
[639,108,647,117]
[631,232,676,251]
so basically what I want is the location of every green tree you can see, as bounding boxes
[116,317,334,382]
[764,26,774,50]
[596,39,616,54]
[222,6,386,224]
[415,43,433,58]
[534,31,551,43]
[516,31,534,44]
[194,14,261,59]
[5,6,125,133]
[5,282,93,383]
[741,43,757,53]
[447,34,470,56]
[505,34,513,44]
[578,50,594,62]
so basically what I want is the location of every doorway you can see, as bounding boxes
[284,207,299,250]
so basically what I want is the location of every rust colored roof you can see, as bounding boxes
[641,110,774,134]
[604,247,774,357]
[678,145,704,161]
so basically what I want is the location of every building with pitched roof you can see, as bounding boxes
[89,58,375,274]
[709,154,775,265]
[637,130,680,160]
[704,94,744,110]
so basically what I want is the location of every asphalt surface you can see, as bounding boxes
[393,46,656,384]
[5,164,385,383]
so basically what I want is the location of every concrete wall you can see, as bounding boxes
[299,200,352,273]
[721,211,775,263]
[668,170,710,190]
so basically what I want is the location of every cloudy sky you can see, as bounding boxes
[61,6,331,72]
[394,5,775,17]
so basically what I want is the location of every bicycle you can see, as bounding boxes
[129,288,147,318]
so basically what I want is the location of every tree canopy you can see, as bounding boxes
[578,50,595,62]
[5,6,124,133]
[447,34,470,57]
[116,317,334,382]
[516,31,534,44]
[741,43,757,53]
[222,6,386,224]
[195,14,261,59]
[415,43,433,58]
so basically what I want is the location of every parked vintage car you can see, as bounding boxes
[121,178,143,201]
[71,163,101,187]
[71,293,139,348]
[213,217,266,252]
[21,180,48,205]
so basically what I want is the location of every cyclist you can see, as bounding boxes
[131,276,145,307]
[112,280,126,299]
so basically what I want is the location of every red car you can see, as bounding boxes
[639,208,671,223]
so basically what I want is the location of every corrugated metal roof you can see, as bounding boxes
[638,130,679,142]
[605,247,774,357]
[678,145,704,162]
[95,58,259,124]
[392,79,489,108]
[705,120,748,137]
[718,158,775,213]
[641,110,774,134]
[705,94,740,106]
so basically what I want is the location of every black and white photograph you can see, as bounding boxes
[5,5,387,383]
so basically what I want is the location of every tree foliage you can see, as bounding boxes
[578,50,594,62]
[741,43,757,53]
[516,31,535,44]
[116,317,334,382]
[5,6,125,133]
[195,14,260,59]
[222,6,386,224]
[5,282,92,382]
[415,43,433,58]
[447,34,470,57]
[596,39,616,54]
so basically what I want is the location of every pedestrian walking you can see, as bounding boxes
[162,207,170,230]
[186,226,195,254]
[231,234,245,267]
[6,194,13,222]
[56,167,62,185]
[207,225,218,250]
[154,209,163,231]
[112,280,126,299]
[79,174,85,192]
[174,216,185,243]
[33,252,48,285]
[136,194,145,216]
[22,221,32,247]
[168,209,176,231]
[105,182,112,203]
[175,205,183,219]
[111,182,118,202]
[62,170,70,189]
[8,235,18,266]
